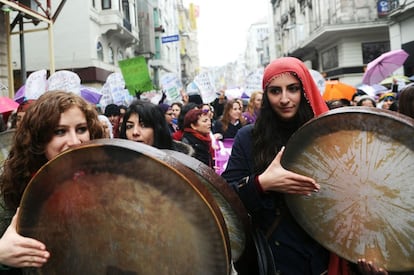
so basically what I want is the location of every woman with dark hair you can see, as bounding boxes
[171,102,199,141]
[181,109,214,168]
[398,85,414,118]
[120,100,173,149]
[0,91,103,270]
[356,95,376,108]
[222,57,388,275]
[119,100,193,155]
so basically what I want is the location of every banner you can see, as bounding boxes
[160,73,182,104]
[244,68,263,97]
[189,3,198,30]
[194,71,217,103]
[119,56,153,96]
[48,70,81,95]
[100,73,132,109]
[25,69,48,100]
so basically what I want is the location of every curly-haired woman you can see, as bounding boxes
[0,91,103,271]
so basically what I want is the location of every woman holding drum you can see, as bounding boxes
[0,91,103,271]
[222,57,390,275]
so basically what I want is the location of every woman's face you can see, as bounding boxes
[191,114,211,135]
[360,99,375,107]
[254,93,263,109]
[171,104,181,118]
[100,120,111,138]
[229,102,242,122]
[381,97,394,109]
[125,113,154,146]
[266,73,302,121]
[45,106,90,160]
[164,109,174,124]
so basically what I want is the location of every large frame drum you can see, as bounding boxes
[17,139,233,274]
[281,107,414,271]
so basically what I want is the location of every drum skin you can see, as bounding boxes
[281,107,414,271]
[163,149,250,262]
[17,139,231,275]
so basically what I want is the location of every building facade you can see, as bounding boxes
[269,0,413,85]
[0,0,199,94]
[244,20,270,72]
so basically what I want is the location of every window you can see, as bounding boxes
[117,49,124,63]
[362,42,390,64]
[92,0,95,8]
[108,47,114,64]
[97,42,104,61]
[321,46,338,70]
[122,0,130,20]
[102,0,111,9]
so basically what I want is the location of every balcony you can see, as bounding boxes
[98,9,138,46]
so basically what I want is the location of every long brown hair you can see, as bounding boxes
[245,91,263,116]
[0,91,103,210]
[220,99,246,132]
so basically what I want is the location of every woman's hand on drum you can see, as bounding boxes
[0,209,50,268]
[258,147,320,195]
[357,259,388,275]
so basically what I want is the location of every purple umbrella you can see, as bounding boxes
[362,49,409,85]
[13,85,25,104]
[80,86,102,104]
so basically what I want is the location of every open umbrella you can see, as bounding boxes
[362,49,409,85]
[323,80,356,101]
[0,96,19,113]
[80,86,102,104]
[380,75,410,85]
[13,85,26,104]
[309,69,326,94]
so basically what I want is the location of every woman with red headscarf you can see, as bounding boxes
[222,57,388,275]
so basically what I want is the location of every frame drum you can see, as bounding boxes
[281,107,414,271]
[163,149,250,262]
[17,139,231,274]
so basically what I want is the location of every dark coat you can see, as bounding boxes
[181,132,213,168]
[222,125,329,275]
[213,120,242,139]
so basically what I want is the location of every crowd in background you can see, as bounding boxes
[1,59,414,273]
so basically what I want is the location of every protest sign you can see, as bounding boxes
[119,56,153,96]
[194,71,217,103]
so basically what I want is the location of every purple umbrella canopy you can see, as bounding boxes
[13,85,25,104]
[80,86,103,104]
[362,49,409,85]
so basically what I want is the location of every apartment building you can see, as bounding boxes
[269,0,414,85]
[245,20,270,72]
[0,0,199,94]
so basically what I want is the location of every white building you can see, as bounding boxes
[244,20,269,72]
[2,0,195,91]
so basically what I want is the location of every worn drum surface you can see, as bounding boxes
[0,129,15,164]
[163,149,250,262]
[17,139,231,275]
[281,107,414,271]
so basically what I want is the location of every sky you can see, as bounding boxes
[183,0,269,67]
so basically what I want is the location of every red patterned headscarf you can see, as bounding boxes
[262,57,328,116]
